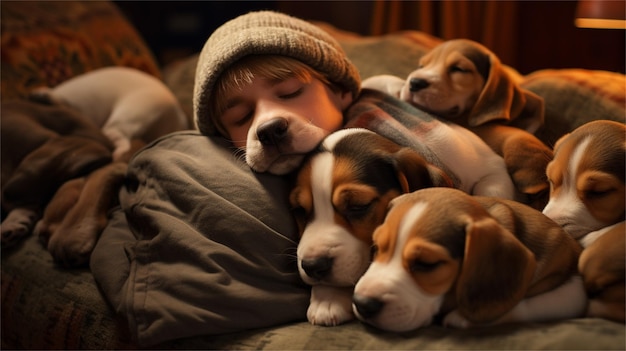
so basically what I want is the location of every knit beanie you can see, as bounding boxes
[193,10,361,136]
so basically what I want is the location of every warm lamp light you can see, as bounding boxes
[575,0,626,29]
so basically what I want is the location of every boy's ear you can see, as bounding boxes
[339,89,354,110]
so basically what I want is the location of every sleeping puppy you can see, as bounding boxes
[30,66,189,162]
[542,120,625,322]
[362,39,552,209]
[1,100,113,247]
[542,120,625,238]
[353,187,586,332]
[290,128,453,326]
[35,162,128,267]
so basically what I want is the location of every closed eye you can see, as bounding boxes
[279,88,303,99]
[409,259,443,273]
[449,65,470,73]
[344,201,374,220]
[585,188,614,200]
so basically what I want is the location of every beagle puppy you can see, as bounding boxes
[353,187,586,332]
[31,67,189,162]
[1,100,113,247]
[290,128,453,326]
[362,39,553,209]
[35,162,128,267]
[542,120,625,322]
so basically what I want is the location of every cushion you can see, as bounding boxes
[0,1,161,99]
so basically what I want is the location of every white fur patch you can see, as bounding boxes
[322,128,374,151]
[543,137,603,238]
[353,201,444,331]
[297,151,370,286]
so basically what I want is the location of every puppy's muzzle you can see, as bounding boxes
[353,294,384,319]
[301,256,334,280]
[409,78,430,92]
[257,117,289,146]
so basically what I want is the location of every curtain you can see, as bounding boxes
[370,0,519,67]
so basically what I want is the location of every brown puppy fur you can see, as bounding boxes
[579,222,625,323]
[543,120,625,323]
[1,100,113,247]
[35,162,128,267]
[410,39,552,209]
[353,188,584,331]
[363,39,553,209]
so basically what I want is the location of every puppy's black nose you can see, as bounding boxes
[257,117,289,146]
[301,256,333,280]
[409,78,429,92]
[353,294,384,319]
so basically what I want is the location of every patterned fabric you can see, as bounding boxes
[0,1,160,99]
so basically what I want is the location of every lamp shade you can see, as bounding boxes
[575,0,626,29]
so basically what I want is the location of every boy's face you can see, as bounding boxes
[219,75,353,175]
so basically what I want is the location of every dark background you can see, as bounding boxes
[114,1,625,75]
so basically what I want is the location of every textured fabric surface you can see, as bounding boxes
[523,69,626,146]
[193,11,361,136]
[1,234,135,349]
[0,1,161,99]
[3,229,625,350]
[90,131,310,346]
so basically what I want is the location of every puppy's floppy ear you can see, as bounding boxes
[467,52,544,134]
[2,136,112,210]
[392,148,454,193]
[455,215,536,324]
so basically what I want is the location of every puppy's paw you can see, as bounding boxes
[443,310,473,329]
[307,285,355,326]
[47,221,99,267]
[1,208,39,247]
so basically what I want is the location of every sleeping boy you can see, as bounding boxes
[90,11,363,346]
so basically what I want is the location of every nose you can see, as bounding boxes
[301,256,333,280]
[409,78,429,92]
[353,294,384,319]
[257,117,289,146]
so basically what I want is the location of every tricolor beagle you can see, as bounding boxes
[362,39,553,209]
[290,128,452,326]
[35,161,128,267]
[1,99,113,247]
[353,187,585,331]
[542,120,625,322]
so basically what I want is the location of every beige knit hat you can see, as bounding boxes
[193,10,361,136]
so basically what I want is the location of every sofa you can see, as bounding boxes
[2,1,625,349]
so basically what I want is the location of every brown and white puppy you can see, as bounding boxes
[34,162,127,267]
[290,128,453,326]
[31,67,189,162]
[542,120,625,322]
[353,187,585,332]
[362,39,552,209]
[1,100,113,247]
[543,120,625,238]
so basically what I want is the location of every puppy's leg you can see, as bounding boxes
[102,128,132,162]
[471,124,553,210]
[444,275,587,328]
[493,275,587,324]
[46,162,127,267]
[34,177,85,247]
[307,285,355,326]
[1,208,39,247]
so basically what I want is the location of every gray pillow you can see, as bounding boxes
[91,131,309,346]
